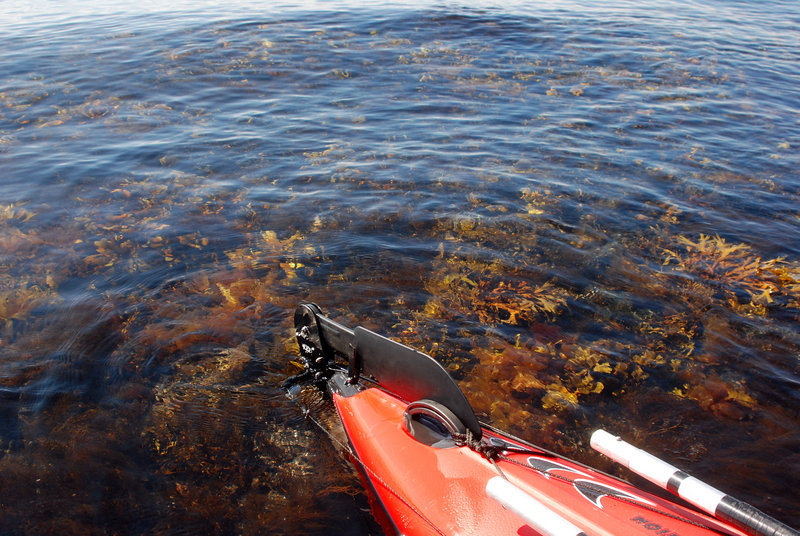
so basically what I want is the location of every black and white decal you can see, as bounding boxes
[527,455,653,509]
[527,456,591,478]
[573,478,654,508]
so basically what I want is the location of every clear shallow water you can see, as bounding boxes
[1,1,799,533]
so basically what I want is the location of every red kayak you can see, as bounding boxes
[289,303,798,536]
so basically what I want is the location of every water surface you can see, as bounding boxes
[1,1,799,533]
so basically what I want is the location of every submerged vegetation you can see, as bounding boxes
[1,5,799,534]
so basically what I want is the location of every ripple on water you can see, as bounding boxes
[1,1,799,532]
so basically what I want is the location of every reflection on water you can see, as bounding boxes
[1,1,799,533]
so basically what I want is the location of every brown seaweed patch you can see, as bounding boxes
[0,277,55,322]
[661,234,800,317]
[423,253,569,327]
[143,344,369,535]
[0,204,36,223]
[460,335,613,418]
[671,372,757,421]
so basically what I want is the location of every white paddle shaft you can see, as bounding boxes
[486,476,587,536]
[591,429,800,536]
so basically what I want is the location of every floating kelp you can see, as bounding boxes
[398,217,800,449]
[1,5,799,533]
[422,252,570,327]
[661,234,800,317]
[0,203,36,223]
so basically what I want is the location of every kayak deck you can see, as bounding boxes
[334,385,746,536]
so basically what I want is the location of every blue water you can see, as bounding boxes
[1,1,799,533]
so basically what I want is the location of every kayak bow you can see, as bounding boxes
[288,303,798,536]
